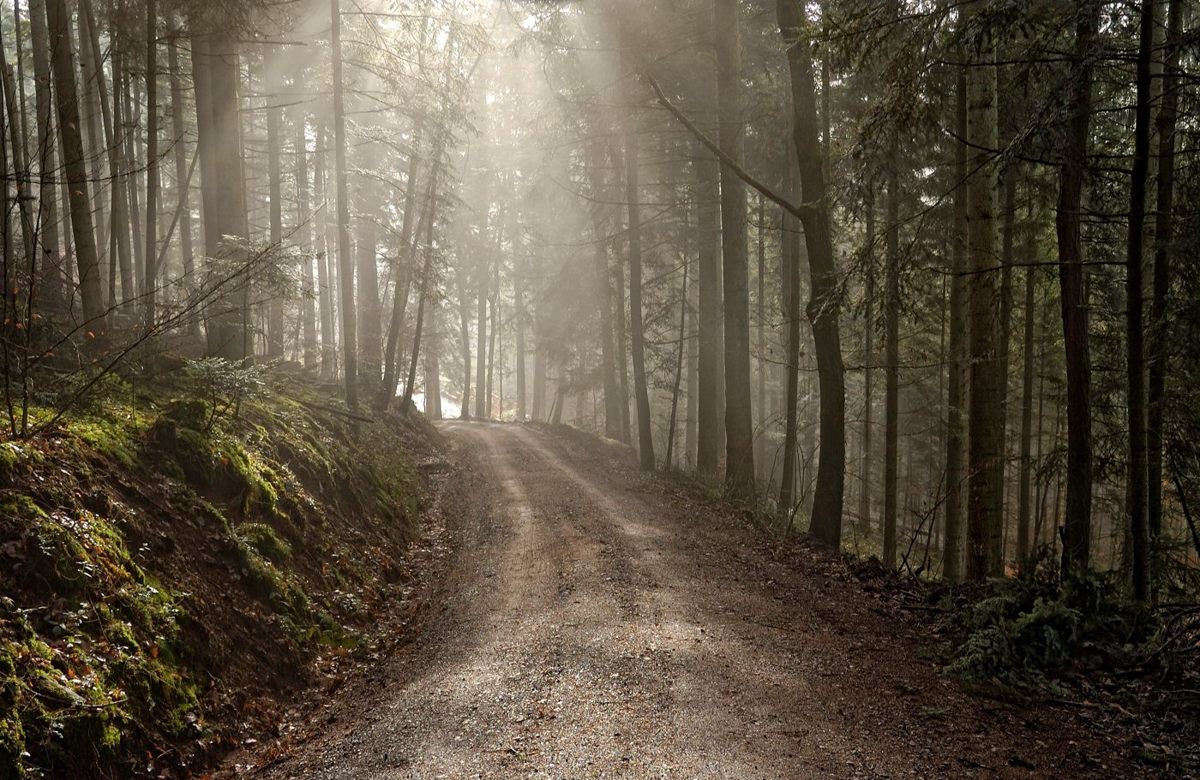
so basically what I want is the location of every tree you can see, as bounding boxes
[883,167,900,569]
[717,0,754,499]
[330,0,357,410]
[964,10,1003,581]
[142,0,159,328]
[777,0,845,547]
[1123,0,1154,602]
[1057,0,1100,576]
[1147,0,1183,567]
[44,0,103,326]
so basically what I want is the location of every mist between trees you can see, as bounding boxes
[2,0,1198,598]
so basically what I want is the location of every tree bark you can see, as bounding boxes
[456,263,473,417]
[514,248,527,421]
[357,206,381,387]
[1125,0,1154,602]
[777,0,845,546]
[716,0,754,497]
[27,0,63,309]
[964,16,1004,581]
[330,0,357,409]
[403,154,440,414]
[860,187,875,538]
[1147,0,1182,564]
[883,167,900,569]
[314,121,336,375]
[695,13,725,479]
[142,0,159,328]
[620,49,654,470]
[265,50,284,358]
[381,127,423,406]
[167,27,197,339]
[293,105,317,369]
[667,257,689,469]
[474,219,488,418]
[1016,215,1038,574]
[45,0,103,327]
[1057,0,1100,576]
[755,194,767,484]
[778,160,802,511]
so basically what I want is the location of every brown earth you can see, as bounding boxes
[221,421,1147,779]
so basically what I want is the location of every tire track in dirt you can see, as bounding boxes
[236,422,1136,779]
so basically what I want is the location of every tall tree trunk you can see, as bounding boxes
[423,296,442,419]
[381,128,423,406]
[1148,0,1182,565]
[27,0,63,309]
[107,28,134,308]
[143,0,159,328]
[1017,211,1038,574]
[474,243,487,419]
[456,265,473,418]
[76,2,106,293]
[755,194,767,484]
[122,50,144,302]
[778,164,802,511]
[883,168,900,569]
[190,29,219,260]
[596,234,620,438]
[486,261,498,418]
[514,252,527,421]
[357,205,382,387]
[1125,0,1154,602]
[695,12,725,479]
[716,0,753,497]
[1057,0,1100,575]
[403,157,440,414]
[614,236,630,439]
[314,122,336,375]
[591,141,621,439]
[330,0,357,409]
[667,258,689,469]
[621,47,654,470]
[294,106,318,369]
[996,157,1019,566]
[0,37,35,270]
[859,187,875,538]
[685,250,700,466]
[777,0,846,546]
[265,53,284,358]
[201,26,250,361]
[944,64,969,583]
[964,16,1004,581]
[45,0,102,326]
[167,28,196,338]
[532,314,546,422]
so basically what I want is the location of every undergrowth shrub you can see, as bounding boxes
[945,572,1155,691]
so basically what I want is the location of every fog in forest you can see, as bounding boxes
[2,0,1200,776]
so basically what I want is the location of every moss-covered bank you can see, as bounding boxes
[0,369,439,778]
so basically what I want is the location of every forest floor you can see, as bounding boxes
[220,421,1150,780]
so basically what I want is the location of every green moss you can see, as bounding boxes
[238,523,291,564]
[152,402,283,517]
[229,527,309,618]
[67,418,138,469]
[0,375,430,776]
[1,495,48,523]
[0,703,25,779]
[0,442,24,488]
[161,398,209,431]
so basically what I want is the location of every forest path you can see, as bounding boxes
[237,423,1128,779]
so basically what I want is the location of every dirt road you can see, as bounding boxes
[237,422,1132,779]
